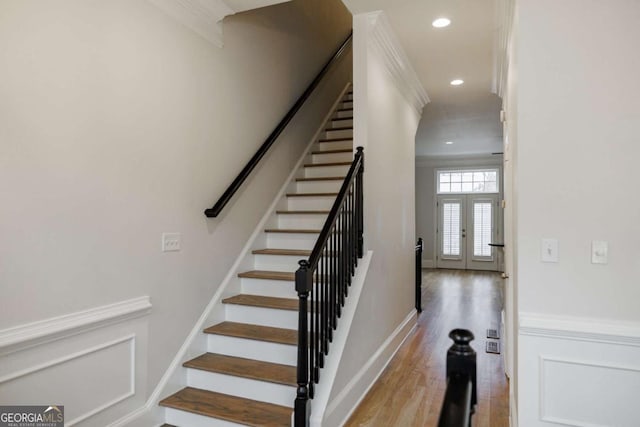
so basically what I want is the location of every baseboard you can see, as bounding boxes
[322,310,418,427]
[422,258,434,268]
[509,388,518,427]
[108,85,354,427]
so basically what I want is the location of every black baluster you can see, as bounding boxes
[356,147,364,258]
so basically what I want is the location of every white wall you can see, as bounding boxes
[320,11,426,426]
[514,1,640,425]
[415,155,503,267]
[0,0,351,424]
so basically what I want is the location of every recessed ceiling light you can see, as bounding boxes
[432,18,451,28]
[450,79,464,86]
[445,141,454,145]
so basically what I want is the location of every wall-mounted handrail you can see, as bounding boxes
[438,329,477,427]
[294,147,364,426]
[204,32,353,218]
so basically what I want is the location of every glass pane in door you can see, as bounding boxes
[442,202,461,256]
[473,202,492,257]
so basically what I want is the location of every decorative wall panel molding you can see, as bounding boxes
[0,296,151,355]
[520,312,640,346]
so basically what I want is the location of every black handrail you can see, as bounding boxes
[204,32,353,218]
[416,237,423,312]
[438,329,477,427]
[294,147,364,426]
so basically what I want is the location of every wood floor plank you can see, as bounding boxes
[203,321,297,345]
[344,269,510,426]
[183,353,296,386]
[222,294,298,311]
[159,387,291,426]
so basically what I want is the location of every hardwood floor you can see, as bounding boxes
[344,269,510,427]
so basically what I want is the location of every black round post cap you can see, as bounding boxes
[449,328,474,345]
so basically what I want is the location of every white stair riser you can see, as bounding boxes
[165,408,244,427]
[266,232,318,250]
[186,369,295,407]
[278,213,328,229]
[207,334,297,365]
[323,129,353,139]
[304,165,350,178]
[253,254,305,271]
[312,151,352,163]
[225,304,298,329]
[287,196,335,210]
[316,140,352,151]
[340,101,353,109]
[344,94,353,101]
[328,118,353,128]
[240,278,297,299]
[296,180,343,194]
[332,110,353,120]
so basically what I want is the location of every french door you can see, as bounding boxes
[436,194,499,271]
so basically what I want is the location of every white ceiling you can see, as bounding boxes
[342,0,503,157]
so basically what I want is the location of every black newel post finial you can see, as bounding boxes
[447,329,477,409]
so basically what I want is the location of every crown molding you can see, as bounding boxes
[147,0,291,47]
[492,0,515,98]
[364,11,429,117]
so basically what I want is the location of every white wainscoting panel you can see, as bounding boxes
[0,298,151,426]
[519,312,640,427]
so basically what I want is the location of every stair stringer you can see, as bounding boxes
[307,251,373,427]
[116,84,353,427]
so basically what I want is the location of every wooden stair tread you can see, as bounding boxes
[304,162,351,167]
[159,387,291,427]
[184,353,296,386]
[318,138,353,143]
[275,210,329,215]
[223,294,298,311]
[204,321,297,345]
[286,192,338,197]
[252,248,312,256]
[296,176,345,182]
[238,270,294,281]
[311,149,352,155]
[264,228,321,233]
[325,126,353,131]
[336,108,353,112]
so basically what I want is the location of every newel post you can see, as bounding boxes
[294,260,312,427]
[355,146,364,258]
[446,329,477,409]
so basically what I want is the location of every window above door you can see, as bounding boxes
[437,168,499,194]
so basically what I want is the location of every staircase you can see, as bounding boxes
[159,88,354,426]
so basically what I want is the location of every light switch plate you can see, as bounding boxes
[591,240,608,264]
[541,238,559,263]
[162,232,181,252]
